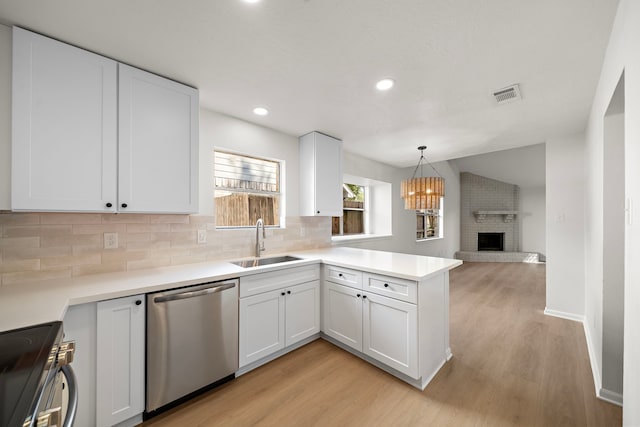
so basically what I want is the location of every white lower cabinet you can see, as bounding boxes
[96,295,145,427]
[323,265,420,379]
[62,295,145,427]
[362,292,418,378]
[323,281,363,351]
[239,280,320,367]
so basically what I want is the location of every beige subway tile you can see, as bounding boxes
[171,254,207,266]
[189,215,215,225]
[102,214,150,224]
[41,234,101,248]
[0,213,41,225]
[126,223,170,233]
[149,214,190,224]
[2,267,71,286]
[40,253,102,268]
[127,257,171,271]
[122,232,152,244]
[0,258,40,273]
[126,241,171,250]
[170,223,199,232]
[149,232,174,242]
[71,245,104,256]
[73,224,127,234]
[2,225,72,238]
[0,236,40,248]
[102,250,147,264]
[3,246,71,259]
[40,213,102,225]
[73,263,126,277]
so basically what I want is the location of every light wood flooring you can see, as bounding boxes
[143,262,622,426]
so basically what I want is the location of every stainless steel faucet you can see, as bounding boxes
[255,218,266,257]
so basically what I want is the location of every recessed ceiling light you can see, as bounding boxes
[253,107,268,116]
[376,78,395,91]
[243,0,261,3]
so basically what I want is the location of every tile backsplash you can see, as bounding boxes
[0,212,331,286]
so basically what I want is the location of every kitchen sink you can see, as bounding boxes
[230,255,302,268]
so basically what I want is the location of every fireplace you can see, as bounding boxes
[478,232,505,251]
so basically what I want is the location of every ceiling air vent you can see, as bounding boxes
[493,84,522,105]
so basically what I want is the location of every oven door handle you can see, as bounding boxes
[60,365,78,427]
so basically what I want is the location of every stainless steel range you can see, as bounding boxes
[0,321,78,427]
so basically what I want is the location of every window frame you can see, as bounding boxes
[213,149,285,229]
[415,197,444,241]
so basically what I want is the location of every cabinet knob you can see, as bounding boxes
[281,292,286,296]
[338,273,343,277]
[135,300,142,306]
[106,202,112,208]
[121,203,128,208]
[357,294,361,298]
[384,283,389,288]
[362,295,367,299]
[316,210,320,214]
[287,290,291,294]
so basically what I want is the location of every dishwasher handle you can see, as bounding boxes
[153,281,237,303]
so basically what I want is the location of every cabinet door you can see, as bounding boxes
[323,281,362,351]
[285,281,320,346]
[12,27,118,212]
[118,64,198,213]
[239,289,285,367]
[362,292,418,378]
[96,295,145,427]
[299,132,343,216]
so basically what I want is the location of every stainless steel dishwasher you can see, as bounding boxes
[146,279,239,413]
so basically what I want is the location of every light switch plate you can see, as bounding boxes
[197,229,207,244]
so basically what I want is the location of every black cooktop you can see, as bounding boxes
[0,321,63,427]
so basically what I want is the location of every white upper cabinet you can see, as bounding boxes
[12,27,118,212]
[299,131,343,216]
[118,64,198,213]
[11,27,198,213]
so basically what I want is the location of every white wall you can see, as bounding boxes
[545,134,585,319]
[0,24,11,210]
[338,151,460,258]
[584,1,640,420]
[453,144,546,256]
[520,186,546,256]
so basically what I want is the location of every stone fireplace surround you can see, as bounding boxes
[455,172,540,263]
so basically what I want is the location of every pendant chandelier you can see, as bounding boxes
[400,146,445,211]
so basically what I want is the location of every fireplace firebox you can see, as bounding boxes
[478,232,505,251]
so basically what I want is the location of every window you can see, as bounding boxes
[331,175,392,241]
[332,183,366,236]
[214,150,281,227]
[416,199,443,240]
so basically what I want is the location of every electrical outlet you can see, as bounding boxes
[197,229,207,244]
[300,227,306,237]
[104,232,118,249]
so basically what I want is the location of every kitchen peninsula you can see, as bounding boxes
[0,247,461,427]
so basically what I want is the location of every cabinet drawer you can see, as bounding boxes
[363,273,417,304]
[324,265,363,289]
[240,265,320,298]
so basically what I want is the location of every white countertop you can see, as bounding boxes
[0,247,461,332]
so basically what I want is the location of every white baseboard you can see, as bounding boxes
[598,388,623,406]
[543,307,585,322]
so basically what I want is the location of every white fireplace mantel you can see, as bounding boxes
[474,210,518,223]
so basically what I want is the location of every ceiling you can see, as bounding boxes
[0,0,619,167]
